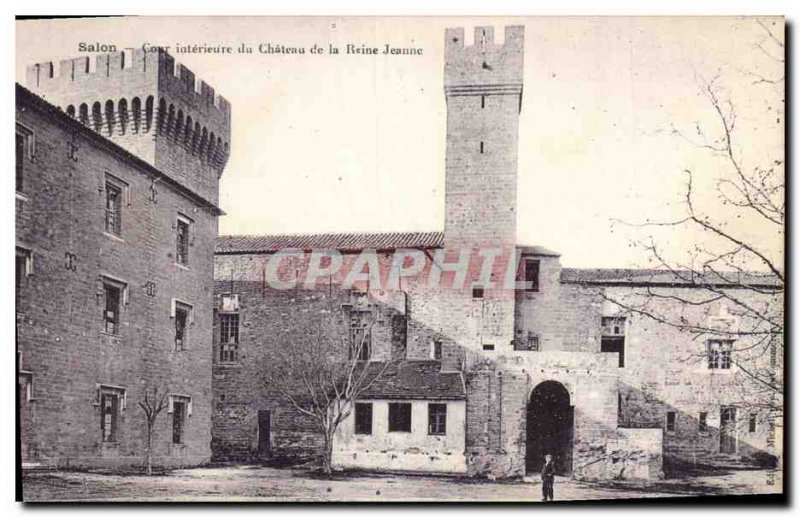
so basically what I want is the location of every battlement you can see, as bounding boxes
[444,25,524,96]
[25,49,231,119]
[25,48,232,202]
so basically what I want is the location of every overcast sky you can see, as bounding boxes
[16,16,784,268]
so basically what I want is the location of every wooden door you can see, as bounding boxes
[257,410,271,458]
[720,407,737,453]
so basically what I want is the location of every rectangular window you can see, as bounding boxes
[219,313,239,362]
[16,132,24,193]
[516,332,540,351]
[16,247,32,290]
[482,343,495,351]
[354,402,373,435]
[428,403,447,435]
[172,398,187,444]
[103,281,123,335]
[432,340,443,360]
[699,412,708,433]
[749,413,757,433]
[601,316,626,336]
[349,311,371,361]
[388,402,412,433]
[523,258,540,292]
[666,411,676,432]
[601,317,626,367]
[479,141,485,154]
[176,215,192,266]
[16,124,33,194]
[104,181,123,236]
[100,392,120,442]
[707,340,734,369]
[174,302,191,351]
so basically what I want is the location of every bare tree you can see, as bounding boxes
[607,19,784,417]
[260,296,396,476]
[138,385,170,475]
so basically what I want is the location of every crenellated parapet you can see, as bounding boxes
[25,48,231,203]
[444,26,524,98]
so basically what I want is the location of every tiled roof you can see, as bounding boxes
[517,244,561,257]
[356,361,465,401]
[216,232,444,253]
[561,268,782,287]
[216,231,561,256]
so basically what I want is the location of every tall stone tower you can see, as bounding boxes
[443,25,523,249]
[26,49,231,203]
[442,26,524,354]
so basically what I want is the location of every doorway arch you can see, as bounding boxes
[526,380,573,475]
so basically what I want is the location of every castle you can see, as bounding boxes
[17,49,229,468]
[17,26,781,480]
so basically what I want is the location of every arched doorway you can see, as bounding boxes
[526,380,573,475]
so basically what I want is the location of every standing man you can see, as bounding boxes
[541,454,555,501]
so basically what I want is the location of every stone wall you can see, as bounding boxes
[332,400,467,474]
[16,87,218,469]
[210,281,407,462]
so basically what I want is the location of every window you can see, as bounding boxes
[666,411,676,432]
[219,313,239,362]
[707,339,733,369]
[601,317,626,367]
[428,403,447,435]
[16,132,25,193]
[172,397,187,444]
[482,343,495,351]
[176,215,192,266]
[699,412,708,433]
[349,310,371,361]
[16,124,33,194]
[481,95,486,109]
[749,413,757,433]
[102,279,125,335]
[173,301,192,351]
[516,332,540,351]
[354,402,373,435]
[522,258,540,292]
[104,181,123,236]
[472,287,484,299]
[479,141,485,154]
[16,247,32,290]
[601,316,626,336]
[388,402,412,432]
[100,392,120,442]
[432,340,443,360]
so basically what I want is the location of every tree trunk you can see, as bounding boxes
[146,424,153,476]
[321,432,333,477]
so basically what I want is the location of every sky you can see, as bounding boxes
[15,16,784,268]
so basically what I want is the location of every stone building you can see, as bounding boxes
[16,48,230,468]
[211,25,782,480]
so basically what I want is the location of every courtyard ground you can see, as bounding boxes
[21,465,783,503]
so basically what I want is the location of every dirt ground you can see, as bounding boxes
[21,465,784,503]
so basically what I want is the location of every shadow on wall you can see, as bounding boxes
[617,383,779,478]
[209,281,779,481]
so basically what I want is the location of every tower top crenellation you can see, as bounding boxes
[444,25,524,96]
[25,48,231,121]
